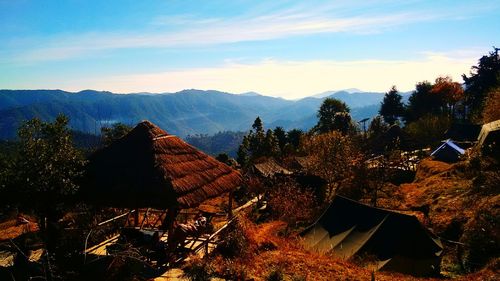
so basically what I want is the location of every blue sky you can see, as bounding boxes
[1,0,499,99]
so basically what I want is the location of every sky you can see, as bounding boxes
[0,0,499,99]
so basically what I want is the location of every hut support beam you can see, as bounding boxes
[164,207,178,250]
[133,208,140,227]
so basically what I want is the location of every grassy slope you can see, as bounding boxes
[213,158,499,280]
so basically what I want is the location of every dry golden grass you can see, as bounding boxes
[0,217,38,241]
[211,158,498,280]
[211,217,448,281]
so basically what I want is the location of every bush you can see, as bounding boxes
[266,266,285,281]
[460,197,500,272]
[183,256,214,281]
[218,259,249,280]
[267,180,316,226]
[216,217,249,258]
[405,114,451,148]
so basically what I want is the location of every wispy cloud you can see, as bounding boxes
[7,2,471,63]
[40,50,483,99]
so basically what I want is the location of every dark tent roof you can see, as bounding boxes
[302,196,442,276]
[84,120,242,209]
[430,139,465,163]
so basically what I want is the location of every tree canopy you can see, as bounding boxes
[463,47,500,119]
[101,122,133,146]
[314,98,350,134]
[10,115,86,213]
[379,86,405,125]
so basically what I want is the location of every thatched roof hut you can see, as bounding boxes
[84,121,241,209]
[252,158,292,178]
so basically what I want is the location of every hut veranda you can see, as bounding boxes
[83,120,242,259]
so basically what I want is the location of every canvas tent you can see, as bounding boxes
[430,139,465,163]
[84,120,242,209]
[302,196,442,276]
[477,119,500,155]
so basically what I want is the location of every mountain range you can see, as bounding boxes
[0,89,410,139]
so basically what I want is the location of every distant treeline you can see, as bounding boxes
[185,131,246,157]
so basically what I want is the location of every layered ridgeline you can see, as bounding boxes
[0,89,409,139]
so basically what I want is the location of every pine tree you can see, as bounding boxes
[463,47,500,119]
[314,98,350,134]
[379,86,405,125]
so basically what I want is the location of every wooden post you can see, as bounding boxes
[204,239,209,257]
[133,208,140,227]
[140,208,150,229]
[165,207,178,251]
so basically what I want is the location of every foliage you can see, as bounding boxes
[463,47,500,119]
[431,76,465,118]
[9,115,86,215]
[237,117,306,165]
[267,180,316,225]
[263,129,280,157]
[215,258,249,280]
[183,256,215,281]
[379,86,405,125]
[274,126,287,152]
[285,128,304,153]
[460,197,499,272]
[481,87,500,123]
[0,115,87,279]
[314,98,350,134]
[215,153,231,165]
[405,81,435,123]
[217,217,249,258]
[266,266,285,281]
[101,122,132,146]
[405,114,451,148]
[237,135,250,166]
[301,131,362,198]
[239,117,268,162]
[185,131,247,158]
[367,115,389,139]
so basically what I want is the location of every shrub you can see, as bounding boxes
[216,217,249,258]
[267,180,316,226]
[460,198,500,272]
[405,114,451,148]
[266,266,285,281]
[183,256,215,281]
[219,259,249,280]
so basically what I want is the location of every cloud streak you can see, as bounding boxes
[9,3,458,63]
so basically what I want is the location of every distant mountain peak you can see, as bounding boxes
[239,91,262,97]
[310,88,366,99]
[341,88,363,94]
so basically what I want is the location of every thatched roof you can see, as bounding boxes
[84,121,241,209]
[253,158,292,178]
[293,156,314,170]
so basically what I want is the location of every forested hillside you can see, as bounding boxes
[0,89,402,139]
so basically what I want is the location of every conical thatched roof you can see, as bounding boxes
[84,121,242,209]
